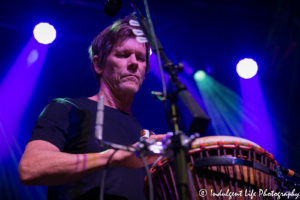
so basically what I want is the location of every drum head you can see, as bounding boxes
[192,136,260,148]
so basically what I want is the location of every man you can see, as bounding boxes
[19,14,163,200]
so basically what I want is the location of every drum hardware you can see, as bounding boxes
[193,156,278,178]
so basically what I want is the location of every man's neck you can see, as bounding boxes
[89,84,134,114]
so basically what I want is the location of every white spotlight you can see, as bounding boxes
[33,22,56,45]
[236,58,258,79]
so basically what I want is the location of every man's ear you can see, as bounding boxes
[92,55,102,75]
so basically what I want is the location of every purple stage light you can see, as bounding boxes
[33,22,56,44]
[0,36,49,159]
[239,76,276,158]
[236,58,258,79]
[149,53,169,84]
[180,62,194,76]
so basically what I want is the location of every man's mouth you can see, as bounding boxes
[123,75,139,81]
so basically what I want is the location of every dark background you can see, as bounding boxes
[0,0,299,199]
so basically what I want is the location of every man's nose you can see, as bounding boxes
[127,54,138,72]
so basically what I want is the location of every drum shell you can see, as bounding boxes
[144,137,278,200]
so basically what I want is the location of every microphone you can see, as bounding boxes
[104,0,122,17]
[279,164,300,178]
[95,96,104,141]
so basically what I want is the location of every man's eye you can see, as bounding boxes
[137,56,146,61]
[118,53,128,58]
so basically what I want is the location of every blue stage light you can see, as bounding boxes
[194,70,206,81]
[33,23,56,44]
[236,58,258,79]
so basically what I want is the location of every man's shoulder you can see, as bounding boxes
[47,97,96,111]
[52,97,77,105]
[51,97,93,105]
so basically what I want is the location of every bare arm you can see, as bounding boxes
[18,135,164,186]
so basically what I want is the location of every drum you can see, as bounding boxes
[144,136,279,200]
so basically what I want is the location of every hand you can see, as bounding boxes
[109,134,166,169]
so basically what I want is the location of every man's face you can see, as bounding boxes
[101,38,147,95]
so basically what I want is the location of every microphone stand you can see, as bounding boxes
[129,1,211,199]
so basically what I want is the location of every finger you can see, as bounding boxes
[149,134,167,141]
[131,142,138,147]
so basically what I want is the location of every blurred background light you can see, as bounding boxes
[33,23,56,45]
[194,70,206,81]
[27,49,39,67]
[236,58,258,79]
[181,62,194,76]
[0,36,49,199]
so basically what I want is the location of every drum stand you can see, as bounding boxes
[152,88,201,200]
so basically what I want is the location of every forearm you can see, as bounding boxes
[19,149,115,186]
[19,134,165,186]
